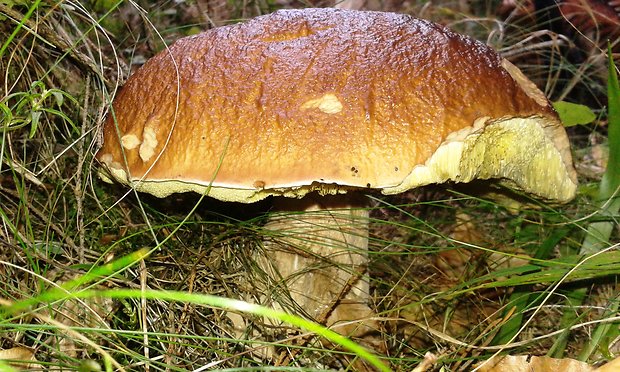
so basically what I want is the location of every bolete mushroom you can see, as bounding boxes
[97,8,577,346]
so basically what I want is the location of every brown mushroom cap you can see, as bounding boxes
[97,8,577,203]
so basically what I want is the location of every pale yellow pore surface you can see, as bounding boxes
[99,116,577,203]
[383,116,577,202]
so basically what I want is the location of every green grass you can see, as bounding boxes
[551,47,620,361]
[1,0,619,370]
[0,249,389,371]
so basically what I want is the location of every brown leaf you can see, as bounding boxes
[477,355,620,372]
[434,213,482,278]
[412,352,438,372]
[0,346,37,369]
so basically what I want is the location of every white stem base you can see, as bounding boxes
[258,193,381,344]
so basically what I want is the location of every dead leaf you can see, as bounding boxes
[412,352,438,372]
[477,355,620,372]
[486,250,532,271]
[450,213,486,244]
[0,346,37,369]
[434,213,482,278]
[590,144,608,171]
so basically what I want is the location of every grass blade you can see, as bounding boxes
[552,46,620,359]
[491,228,569,345]
[3,286,390,371]
[580,46,620,255]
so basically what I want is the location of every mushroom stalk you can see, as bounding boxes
[257,192,380,342]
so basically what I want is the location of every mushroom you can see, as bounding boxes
[96,8,577,346]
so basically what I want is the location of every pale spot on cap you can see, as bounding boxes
[121,134,141,150]
[100,153,123,170]
[139,127,158,162]
[301,93,343,114]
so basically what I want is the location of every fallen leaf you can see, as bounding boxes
[0,346,36,369]
[434,213,483,278]
[412,352,438,372]
[477,355,620,372]
[590,144,608,171]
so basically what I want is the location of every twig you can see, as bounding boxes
[74,74,90,263]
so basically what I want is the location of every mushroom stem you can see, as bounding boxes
[257,192,380,343]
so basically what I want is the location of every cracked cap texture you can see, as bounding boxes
[97,8,577,203]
